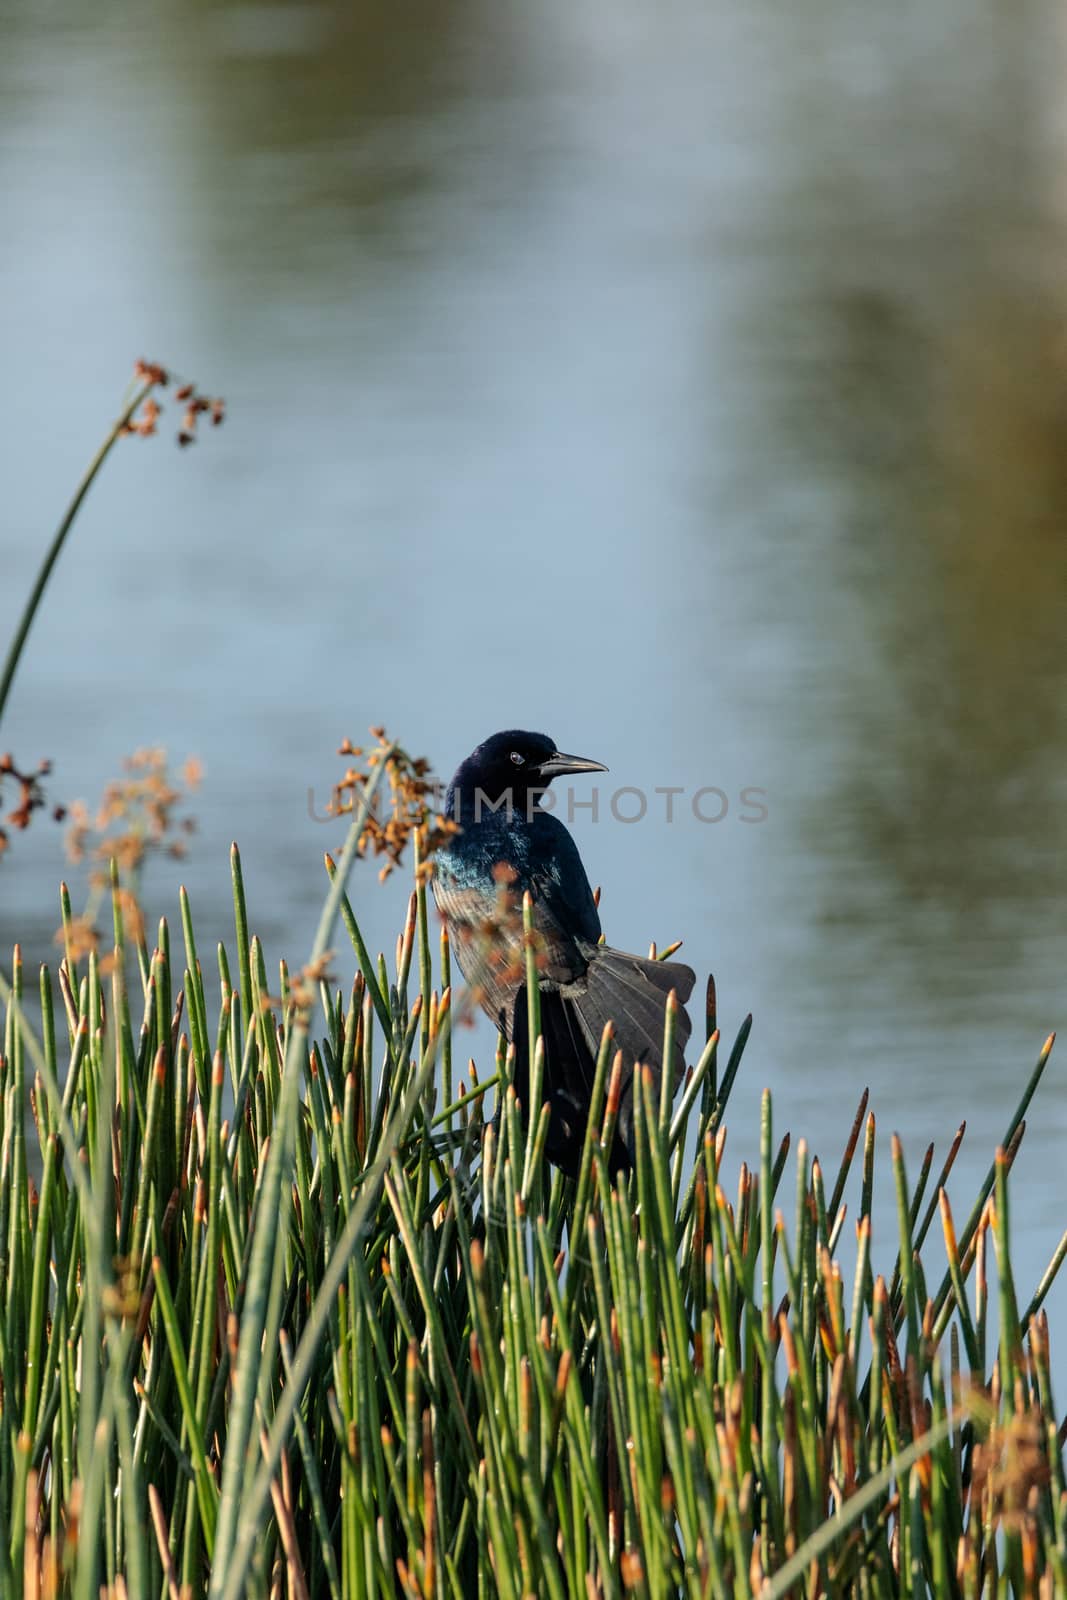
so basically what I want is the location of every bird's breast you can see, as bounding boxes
[432,829,588,998]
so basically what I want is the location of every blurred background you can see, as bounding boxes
[3,0,1066,1347]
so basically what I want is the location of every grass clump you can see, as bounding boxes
[0,766,1064,1599]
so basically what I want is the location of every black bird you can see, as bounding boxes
[432,730,695,1174]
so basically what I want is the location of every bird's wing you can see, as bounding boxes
[526,813,601,946]
[513,815,601,992]
[431,874,520,1030]
[432,814,601,1029]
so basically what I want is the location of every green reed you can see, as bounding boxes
[0,847,1064,1600]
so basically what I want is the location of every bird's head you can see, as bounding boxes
[445,730,607,821]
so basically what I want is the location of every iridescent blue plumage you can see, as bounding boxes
[435,808,601,947]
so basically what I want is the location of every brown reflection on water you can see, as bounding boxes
[725,9,1067,1022]
[820,294,1067,950]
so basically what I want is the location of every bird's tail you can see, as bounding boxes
[510,946,695,1174]
[569,946,695,1155]
[572,946,694,1072]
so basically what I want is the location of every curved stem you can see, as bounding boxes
[0,382,152,730]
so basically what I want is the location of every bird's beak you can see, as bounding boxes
[537,750,609,779]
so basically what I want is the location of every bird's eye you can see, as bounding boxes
[509,751,524,766]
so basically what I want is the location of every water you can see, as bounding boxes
[2,0,1065,1371]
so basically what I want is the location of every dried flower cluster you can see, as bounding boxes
[61,749,202,956]
[66,748,201,875]
[968,1399,1050,1532]
[123,359,225,446]
[951,1377,1055,1592]
[330,727,459,882]
[60,911,106,966]
[0,752,64,858]
[262,953,336,1020]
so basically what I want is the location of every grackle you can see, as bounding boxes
[432,730,695,1174]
